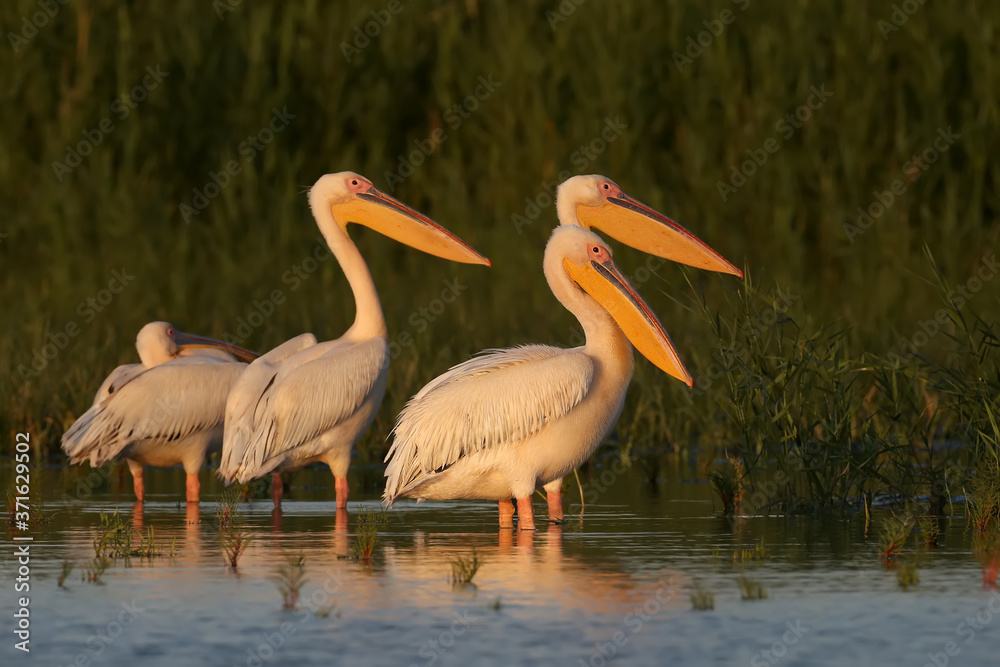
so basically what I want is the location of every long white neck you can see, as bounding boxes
[311,204,387,341]
[556,194,582,229]
[542,253,634,380]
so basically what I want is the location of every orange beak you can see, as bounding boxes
[332,187,491,267]
[576,192,742,277]
[563,255,692,386]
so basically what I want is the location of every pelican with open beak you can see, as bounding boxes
[384,225,693,530]
[219,172,490,509]
[61,321,260,503]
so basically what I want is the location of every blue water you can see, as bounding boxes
[2,463,998,666]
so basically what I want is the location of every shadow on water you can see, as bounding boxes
[3,460,999,666]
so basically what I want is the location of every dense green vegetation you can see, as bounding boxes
[2,1,998,509]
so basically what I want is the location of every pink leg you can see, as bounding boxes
[516,497,536,531]
[272,473,283,507]
[335,507,348,533]
[499,499,515,529]
[335,477,349,509]
[185,473,200,503]
[547,489,564,522]
[130,466,145,503]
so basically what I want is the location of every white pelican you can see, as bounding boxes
[383,224,711,530]
[218,172,490,508]
[559,174,742,276]
[61,321,259,503]
[541,174,743,519]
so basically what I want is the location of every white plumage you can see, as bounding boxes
[384,170,741,529]
[63,357,244,467]
[220,336,388,484]
[61,321,257,503]
[383,224,697,531]
[384,346,593,499]
[217,171,489,508]
[219,333,317,467]
[219,334,316,481]
[539,174,743,522]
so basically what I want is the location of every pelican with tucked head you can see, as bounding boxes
[61,321,259,503]
[384,224,707,529]
[219,172,490,508]
[539,174,743,520]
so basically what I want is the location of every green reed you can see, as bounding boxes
[272,553,307,610]
[689,581,714,611]
[450,550,483,587]
[353,509,382,562]
[1,2,996,492]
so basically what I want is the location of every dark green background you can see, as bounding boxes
[2,1,997,459]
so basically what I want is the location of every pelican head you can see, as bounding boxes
[135,322,259,367]
[547,226,692,386]
[309,171,490,266]
[557,174,741,277]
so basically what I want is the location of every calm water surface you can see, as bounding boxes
[2,461,998,666]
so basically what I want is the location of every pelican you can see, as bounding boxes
[558,174,742,276]
[541,174,743,519]
[384,223,713,529]
[61,322,259,503]
[218,172,490,508]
